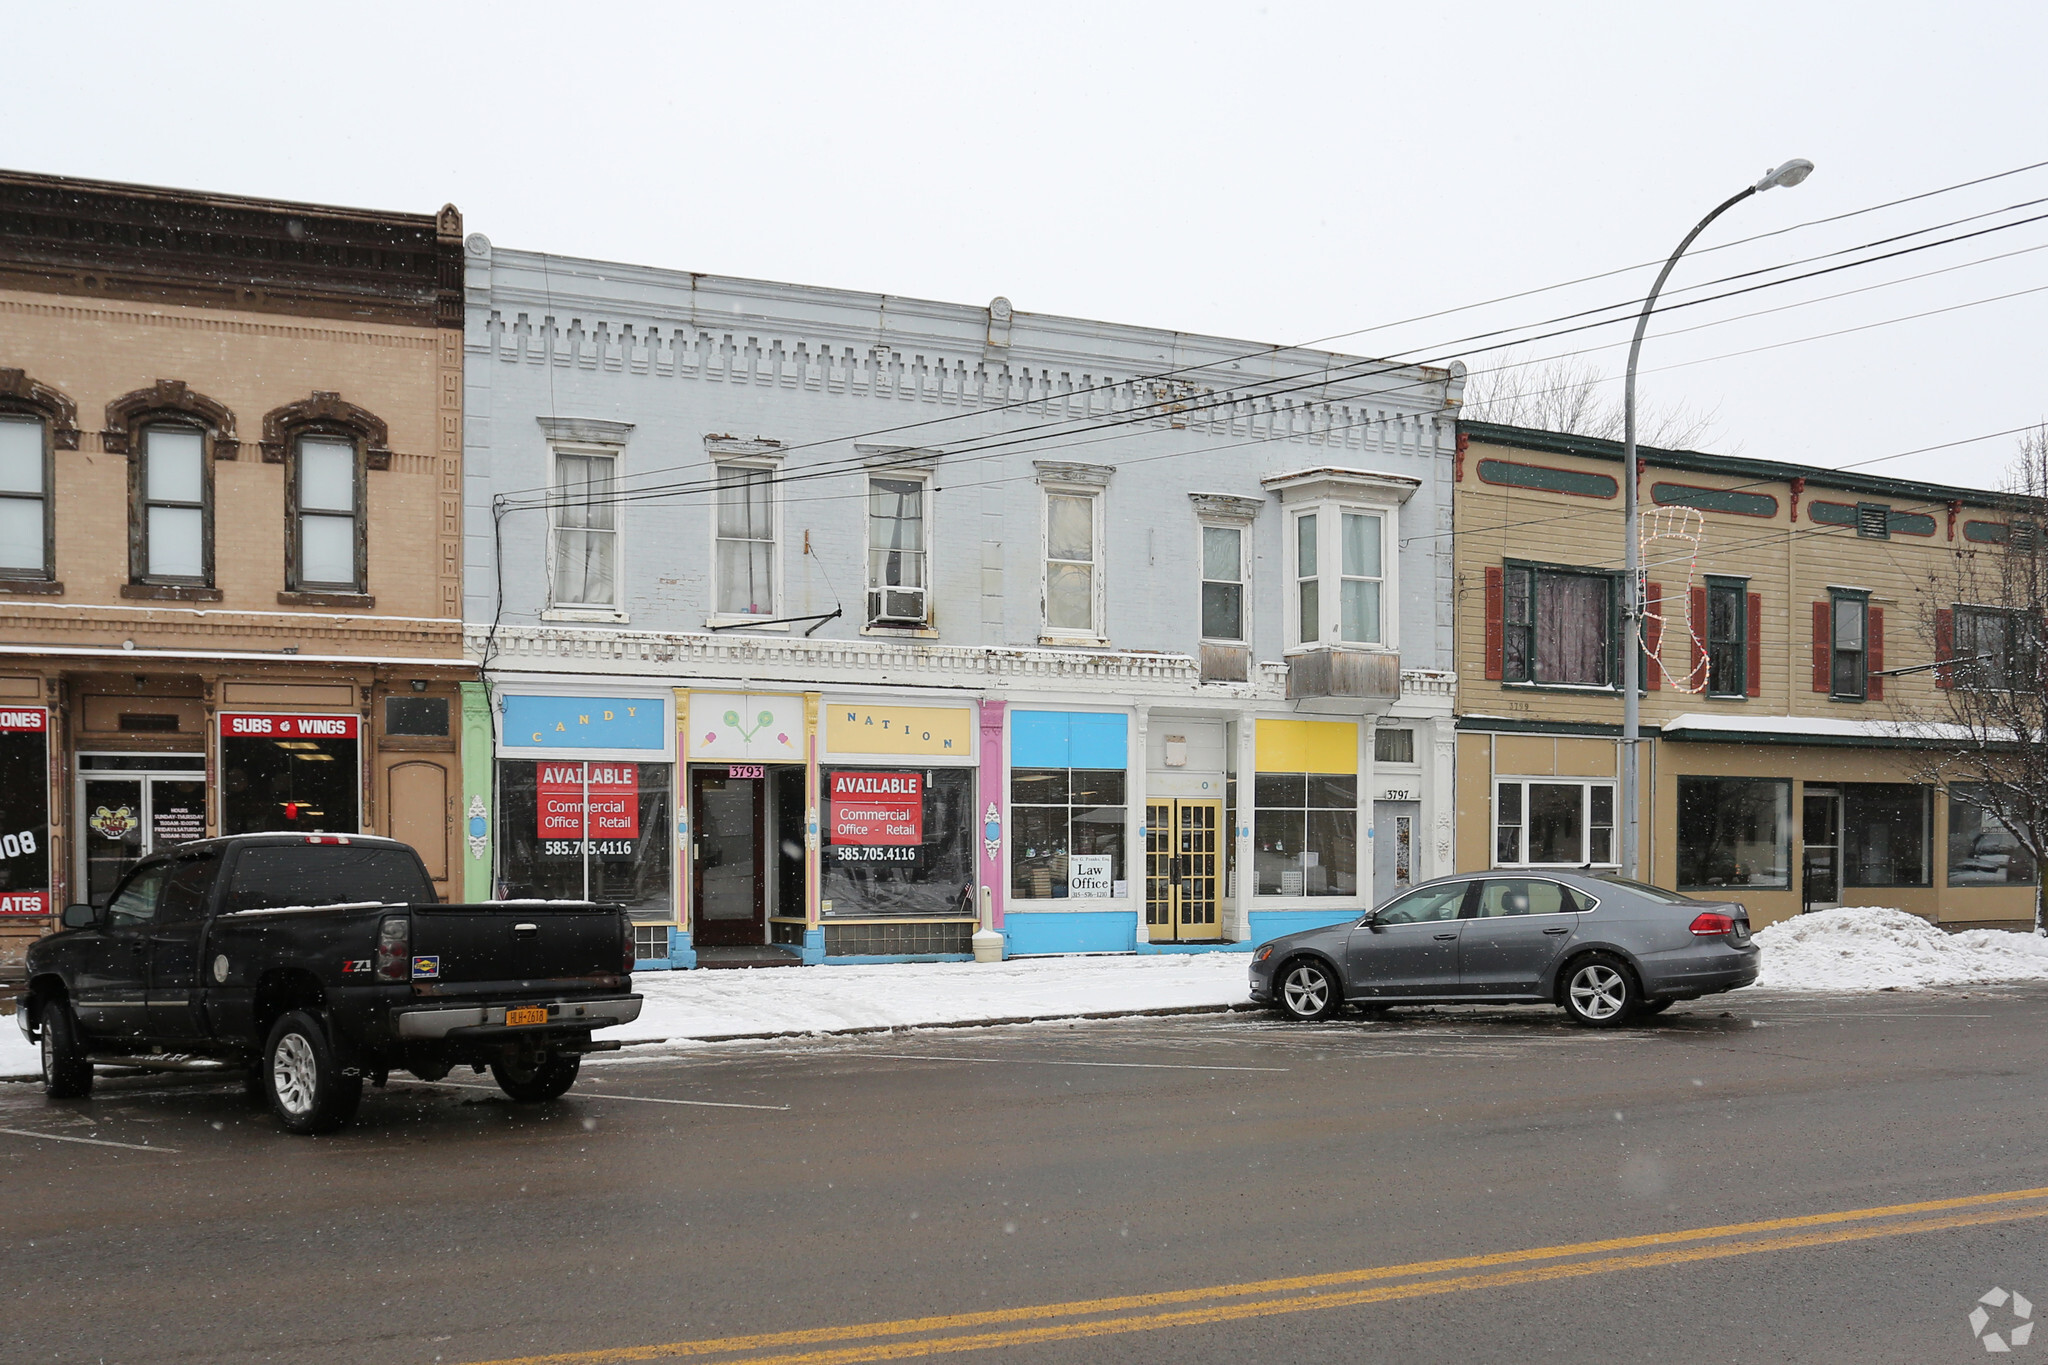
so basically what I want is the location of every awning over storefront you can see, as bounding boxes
[1659,713,1979,749]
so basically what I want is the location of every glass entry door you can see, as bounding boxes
[1802,789,1841,910]
[76,759,207,904]
[691,767,765,946]
[1144,799,1223,942]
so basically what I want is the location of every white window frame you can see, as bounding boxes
[1034,460,1114,646]
[1491,777,1618,868]
[0,413,52,581]
[1188,493,1261,649]
[863,464,934,635]
[1261,469,1414,655]
[706,436,787,630]
[536,418,633,623]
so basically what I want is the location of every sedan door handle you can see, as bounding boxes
[1542,926,1571,935]
[1433,932,1458,940]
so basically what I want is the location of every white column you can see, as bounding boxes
[1426,714,1458,879]
[1234,713,1257,941]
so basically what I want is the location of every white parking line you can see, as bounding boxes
[0,1127,178,1153]
[842,1051,1290,1072]
[394,1079,788,1110]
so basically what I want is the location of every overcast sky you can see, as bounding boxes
[12,2,2046,492]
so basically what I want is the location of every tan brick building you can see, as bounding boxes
[1453,421,2038,930]
[0,171,469,967]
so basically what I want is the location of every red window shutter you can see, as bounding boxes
[1644,581,1663,690]
[1690,586,1708,687]
[1484,566,1504,680]
[1746,593,1763,697]
[1868,607,1885,699]
[1812,601,1831,692]
[1935,608,1954,689]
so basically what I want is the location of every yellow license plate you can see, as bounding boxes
[505,1007,548,1027]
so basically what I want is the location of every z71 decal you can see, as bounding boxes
[411,955,441,979]
[341,958,373,975]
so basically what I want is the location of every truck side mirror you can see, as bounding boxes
[62,903,97,930]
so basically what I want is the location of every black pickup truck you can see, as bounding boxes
[16,832,642,1133]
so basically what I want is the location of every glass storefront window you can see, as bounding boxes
[498,759,673,918]
[822,766,974,917]
[1948,784,2038,886]
[1842,783,1930,887]
[1254,772,1357,896]
[1011,767,1126,900]
[219,713,360,836]
[1676,777,1791,890]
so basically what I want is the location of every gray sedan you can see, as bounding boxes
[1247,872,1759,1027]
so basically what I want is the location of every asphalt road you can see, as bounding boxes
[4,987,2047,1365]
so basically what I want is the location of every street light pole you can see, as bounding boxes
[1620,159,1814,881]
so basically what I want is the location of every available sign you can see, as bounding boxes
[0,707,51,917]
[537,762,640,840]
[829,771,923,846]
[220,712,360,739]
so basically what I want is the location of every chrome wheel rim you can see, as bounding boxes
[272,1032,318,1115]
[1570,965,1627,1019]
[1282,966,1330,1017]
[39,1019,54,1078]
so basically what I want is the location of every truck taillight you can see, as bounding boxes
[623,921,635,974]
[1688,912,1736,937]
[377,915,411,981]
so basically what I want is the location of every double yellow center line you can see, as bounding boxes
[471,1184,2048,1365]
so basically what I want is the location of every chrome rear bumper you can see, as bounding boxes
[395,995,643,1039]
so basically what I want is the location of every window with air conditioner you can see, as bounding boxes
[866,474,929,628]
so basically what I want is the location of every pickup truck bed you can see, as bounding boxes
[18,833,642,1133]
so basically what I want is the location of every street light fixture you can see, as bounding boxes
[1619,158,1815,881]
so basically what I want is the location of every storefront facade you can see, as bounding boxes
[460,239,1466,963]
[1452,423,2039,930]
[0,170,467,970]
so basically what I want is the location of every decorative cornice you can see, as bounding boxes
[1033,459,1115,488]
[1188,492,1264,524]
[469,624,1455,707]
[260,391,391,468]
[705,435,786,461]
[0,367,80,449]
[102,379,238,459]
[537,416,635,447]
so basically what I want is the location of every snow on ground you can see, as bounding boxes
[618,951,1253,1041]
[1748,907,2048,992]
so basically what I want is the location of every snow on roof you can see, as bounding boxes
[1662,713,1977,743]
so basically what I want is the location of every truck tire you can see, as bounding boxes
[491,1049,581,1103]
[38,999,93,1099]
[263,1009,363,1135]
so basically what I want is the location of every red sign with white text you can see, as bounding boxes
[219,712,360,740]
[0,706,50,916]
[829,771,923,846]
[537,762,640,839]
[0,709,48,733]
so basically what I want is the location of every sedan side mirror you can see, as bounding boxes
[1359,911,1383,931]
[62,903,97,930]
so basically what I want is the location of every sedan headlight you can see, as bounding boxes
[1253,945,1273,962]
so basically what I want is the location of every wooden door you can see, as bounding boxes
[1143,800,1223,942]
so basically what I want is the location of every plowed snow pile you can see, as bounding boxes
[1751,906,2048,991]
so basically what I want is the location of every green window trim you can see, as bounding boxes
[1651,482,1778,518]
[1476,459,1619,500]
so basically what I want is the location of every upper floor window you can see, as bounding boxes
[1263,469,1411,651]
[134,423,209,585]
[1500,564,1616,687]
[0,414,50,580]
[867,474,928,627]
[1953,605,2038,691]
[1339,512,1383,643]
[714,464,777,618]
[290,435,364,592]
[550,450,618,609]
[1374,727,1416,764]
[1828,590,1869,701]
[1293,513,1319,645]
[1705,577,1747,696]
[1045,491,1099,634]
[1200,524,1244,642]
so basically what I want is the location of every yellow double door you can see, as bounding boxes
[1144,799,1223,942]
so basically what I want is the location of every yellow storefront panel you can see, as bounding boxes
[1254,719,1358,774]
[827,703,974,758]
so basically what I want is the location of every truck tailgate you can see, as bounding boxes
[409,903,624,994]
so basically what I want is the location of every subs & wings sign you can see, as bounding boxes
[0,708,51,917]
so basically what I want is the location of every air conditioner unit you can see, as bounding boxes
[869,585,928,625]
